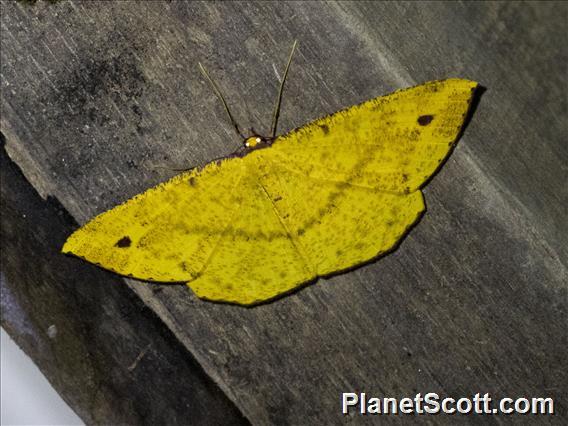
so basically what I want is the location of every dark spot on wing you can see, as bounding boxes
[318,124,329,135]
[115,236,131,248]
[418,115,434,126]
[188,177,196,186]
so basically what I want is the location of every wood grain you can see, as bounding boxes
[1,1,566,424]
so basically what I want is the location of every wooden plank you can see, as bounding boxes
[1,1,566,424]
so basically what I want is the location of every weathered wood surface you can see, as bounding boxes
[1,1,566,425]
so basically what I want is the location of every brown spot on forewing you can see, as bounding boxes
[417,115,434,126]
[115,236,132,248]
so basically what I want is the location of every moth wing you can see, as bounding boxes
[268,79,478,192]
[62,157,246,282]
[254,155,425,277]
[187,154,314,305]
[251,78,477,278]
[188,152,424,304]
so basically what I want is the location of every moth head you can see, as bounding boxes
[243,134,271,150]
[244,136,261,148]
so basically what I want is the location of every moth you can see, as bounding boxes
[63,42,478,305]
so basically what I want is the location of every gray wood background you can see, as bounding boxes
[1,1,566,425]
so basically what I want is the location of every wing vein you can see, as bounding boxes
[256,180,316,276]
[268,154,412,195]
[191,164,246,280]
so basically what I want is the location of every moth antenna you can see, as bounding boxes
[270,40,298,139]
[199,62,246,140]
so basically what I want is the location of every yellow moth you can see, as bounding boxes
[62,42,478,305]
